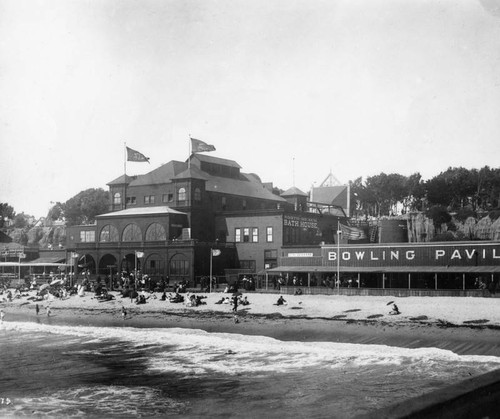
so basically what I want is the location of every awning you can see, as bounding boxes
[266,266,500,274]
[28,256,66,264]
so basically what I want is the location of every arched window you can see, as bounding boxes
[194,187,201,202]
[122,223,142,242]
[100,224,119,242]
[113,192,121,205]
[145,223,166,241]
[178,187,186,201]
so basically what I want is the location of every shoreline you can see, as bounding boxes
[3,302,500,357]
[2,290,500,357]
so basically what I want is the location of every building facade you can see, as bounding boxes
[65,153,343,284]
[267,241,500,296]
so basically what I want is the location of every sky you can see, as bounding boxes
[1,0,500,218]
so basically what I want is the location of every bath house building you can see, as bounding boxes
[65,154,346,286]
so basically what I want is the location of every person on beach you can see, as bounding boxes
[0,309,4,322]
[46,306,51,317]
[35,304,40,315]
[232,295,238,312]
[276,296,287,306]
[121,307,127,319]
[390,304,400,315]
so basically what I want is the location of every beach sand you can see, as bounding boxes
[2,290,499,357]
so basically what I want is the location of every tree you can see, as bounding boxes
[13,213,29,228]
[47,202,64,221]
[403,173,426,212]
[62,188,110,226]
[0,203,15,228]
[426,205,451,235]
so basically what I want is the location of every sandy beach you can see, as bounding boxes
[2,290,499,357]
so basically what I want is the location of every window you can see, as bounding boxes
[236,227,258,243]
[221,196,227,211]
[100,225,119,242]
[242,199,247,210]
[113,193,121,205]
[122,223,142,242]
[266,227,273,242]
[264,249,278,259]
[194,188,201,202]
[264,250,278,269]
[170,259,189,276]
[144,195,155,204]
[145,223,166,241]
[240,260,256,272]
[178,187,186,201]
[80,230,95,242]
[126,196,136,205]
[162,193,174,203]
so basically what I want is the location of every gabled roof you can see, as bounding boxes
[96,206,186,218]
[130,161,187,186]
[190,153,242,169]
[204,172,286,202]
[107,156,286,202]
[310,185,348,206]
[172,166,208,181]
[107,174,136,186]
[281,186,308,197]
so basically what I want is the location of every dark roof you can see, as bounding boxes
[172,166,208,181]
[29,256,66,264]
[281,186,308,197]
[107,174,136,186]
[130,161,186,186]
[190,153,242,169]
[108,156,285,203]
[203,171,286,202]
[0,231,13,243]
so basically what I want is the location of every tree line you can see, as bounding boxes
[0,188,109,228]
[349,166,500,220]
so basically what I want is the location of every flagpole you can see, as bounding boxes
[337,219,340,293]
[188,135,191,169]
[209,248,212,294]
[124,142,127,210]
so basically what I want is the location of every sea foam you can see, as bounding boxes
[4,321,500,378]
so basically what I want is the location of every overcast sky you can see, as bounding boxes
[1,0,500,218]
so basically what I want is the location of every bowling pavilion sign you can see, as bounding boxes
[321,242,500,268]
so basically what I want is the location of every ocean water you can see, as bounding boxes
[1,321,499,418]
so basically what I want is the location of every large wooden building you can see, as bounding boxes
[65,153,344,285]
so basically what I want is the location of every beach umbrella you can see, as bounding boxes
[50,279,63,286]
[386,301,395,305]
[39,284,50,291]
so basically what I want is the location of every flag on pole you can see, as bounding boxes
[211,249,221,257]
[191,137,216,153]
[135,251,145,258]
[339,223,368,240]
[126,146,150,163]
